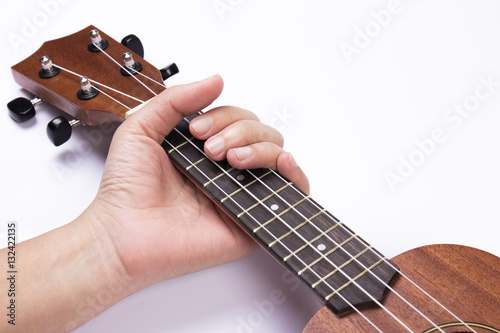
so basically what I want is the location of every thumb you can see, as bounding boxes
[118,74,224,143]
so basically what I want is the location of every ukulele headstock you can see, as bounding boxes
[7,25,179,145]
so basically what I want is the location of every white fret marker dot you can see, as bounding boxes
[236,174,245,181]
[270,204,279,211]
[317,244,326,251]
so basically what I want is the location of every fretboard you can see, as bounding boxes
[162,113,399,315]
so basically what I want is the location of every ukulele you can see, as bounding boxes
[7,26,499,333]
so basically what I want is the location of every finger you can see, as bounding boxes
[118,74,224,143]
[276,152,310,195]
[203,120,284,160]
[189,106,259,140]
[226,144,310,194]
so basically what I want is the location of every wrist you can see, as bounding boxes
[50,207,136,331]
[78,200,136,294]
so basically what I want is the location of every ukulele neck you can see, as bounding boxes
[162,113,399,315]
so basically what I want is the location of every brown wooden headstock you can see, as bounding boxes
[8,25,178,145]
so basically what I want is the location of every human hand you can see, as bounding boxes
[86,74,310,292]
[2,74,310,333]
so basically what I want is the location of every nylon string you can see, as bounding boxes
[53,63,144,109]
[125,66,167,88]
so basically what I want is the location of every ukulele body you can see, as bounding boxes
[303,244,500,332]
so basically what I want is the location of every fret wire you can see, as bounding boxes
[285,227,352,262]
[203,167,234,187]
[222,170,272,203]
[186,157,206,171]
[325,257,386,301]
[236,181,293,218]
[168,136,195,154]
[311,246,374,288]
[268,209,326,247]
[165,125,371,307]
[168,119,412,332]
[297,226,350,274]
[254,195,310,233]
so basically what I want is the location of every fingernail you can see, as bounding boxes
[191,116,212,136]
[206,136,225,156]
[288,153,298,167]
[234,147,252,161]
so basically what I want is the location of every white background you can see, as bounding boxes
[1,0,499,332]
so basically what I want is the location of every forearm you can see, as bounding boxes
[0,209,132,332]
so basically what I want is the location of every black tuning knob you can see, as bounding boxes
[47,116,81,146]
[7,97,42,122]
[160,63,179,81]
[121,34,144,58]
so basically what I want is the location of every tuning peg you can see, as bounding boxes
[77,76,99,100]
[7,97,43,122]
[88,29,109,52]
[46,116,81,146]
[39,55,60,79]
[121,34,144,58]
[159,63,179,81]
[120,52,143,76]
